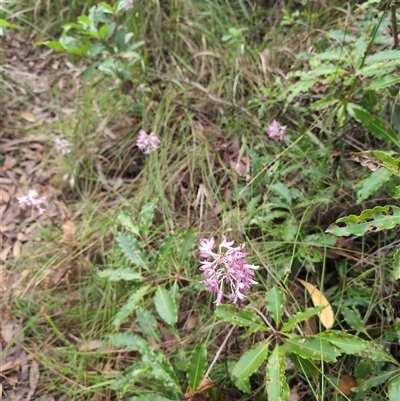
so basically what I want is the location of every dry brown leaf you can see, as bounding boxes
[0,188,10,203]
[185,315,199,331]
[79,339,106,351]
[297,279,334,329]
[184,376,214,399]
[337,375,357,395]
[20,111,36,122]
[61,220,76,244]
[0,245,12,261]
[26,359,40,401]
[13,240,21,258]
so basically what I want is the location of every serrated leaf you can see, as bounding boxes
[154,287,178,326]
[281,306,325,332]
[355,150,400,177]
[265,286,285,327]
[113,285,150,328]
[227,361,251,394]
[139,199,158,235]
[310,98,339,111]
[110,333,151,352]
[354,359,374,380]
[136,307,160,342]
[116,232,149,269]
[154,235,174,269]
[356,168,392,204]
[286,336,341,362]
[187,344,207,392]
[326,205,400,236]
[271,182,292,204]
[318,331,367,355]
[394,248,400,280]
[364,50,400,64]
[346,103,399,146]
[266,346,289,401]
[281,217,298,241]
[117,211,140,236]
[297,279,334,329]
[355,370,397,392]
[177,229,197,266]
[368,74,400,90]
[215,305,267,331]
[341,307,369,336]
[97,267,142,281]
[232,342,269,380]
[388,375,400,401]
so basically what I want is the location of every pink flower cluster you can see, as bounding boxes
[54,137,72,155]
[136,130,160,154]
[267,120,287,142]
[17,189,46,215]
[198,236,259,305]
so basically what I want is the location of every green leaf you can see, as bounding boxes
[368,74,400,90]
[356,168,393,204]
[265,286,285,327]
[113,285,150,328]
[281,217,298,241]
[0,19,22,29]
[177,229,197,266]
[117,211,140,236]
[110,333,151,352]
[394,248,400,280]
[394,186,400,199]
[346,103,399,146]
[326,205,400,236]
[97,267,142,281]
[341,307,369,335]
[285,336,341,362]
[266,346,289,401]
[115,29,127,51]
[355,150,400,177]
[116,232,149,269]
[288,353,319,376]
[310,98,339,111]
[154,235,174,270]
[355,370,397,392]
[215,305,268,332]
[318,331,367,355]
[232,342,269,380]
[389,376,400,401]
[354,359,375,380]
[228,361,251,394]
[364,50,400,64]
[187,344,207,392]
[281,306,325,332]
[139,199,158,235]
[136,307,161,342]
[154,287,178,326]
[271,182,292,204]
[40,40,64,50]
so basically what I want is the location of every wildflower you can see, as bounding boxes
[198,236,259,305]
[267,119,287,142]
[136,130,160,154]
[54,137,72,155]
[123,0,134,10]
[17,189,46,215]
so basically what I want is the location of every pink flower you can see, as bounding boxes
[267,120,287,142]
[198,236,259,305]
[136,130,161,154]
[17,189,46,215]
[54,137,72,155]
[123,0,134,10]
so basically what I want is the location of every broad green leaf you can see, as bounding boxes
[115,28,127,51]
[215,305,267,332]
[136,307,160,342]
[110,333,151,352]
[41,40,64,50]
[288,353,319,376]
[368,74,400,90]
[281,306,325,332]
[0,19,22,29]
[318,331,367,355]
[394,186,400,199]
[116,232,149,269]
[389,376,400,401]
[394,249,400,280]
[354,359,374,380]
[271,182,292,204]
[310,98,339,111]
[346,103,399,146]
[232,342,269,380]
[326,205,400,236]
[128,395,175,401]
[117,211,140,236]
[265,286,285,327]
[139,199,158,235]
[364,50,400,64]
[97,267,142,281]
[355,370,397,392]
[356,168,392,204]
[154,235,174,269]
[228,361,251,394]
[187,344,207,392]
[285,336,341,362]
[281,217,298,241]
[266,346,289,401]
[341,307,369,336]
[177,229,197,266]
[113,285,150,328]
[154,287,178,326]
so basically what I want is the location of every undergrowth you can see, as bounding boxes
[1,0,400,400]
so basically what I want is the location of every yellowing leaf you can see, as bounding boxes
[20,111,36,122]
[297,279,334,329]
